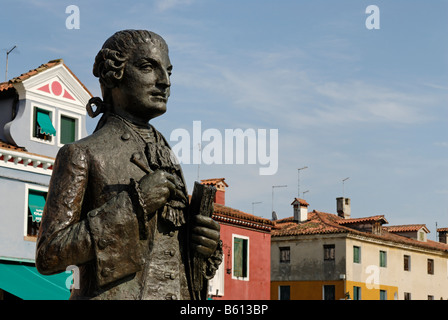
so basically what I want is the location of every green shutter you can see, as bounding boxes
[28,191,46,223]
[36,110,56,136]
[60,116,76,144]
[233,238,243,277]
[353,246,360,263]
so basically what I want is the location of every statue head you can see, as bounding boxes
[89,30,172,125]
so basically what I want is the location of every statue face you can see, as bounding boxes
[112,41,172,124]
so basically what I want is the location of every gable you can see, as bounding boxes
[13,62,91,114]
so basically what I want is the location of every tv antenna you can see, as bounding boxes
[297,166,308,198]
[5,45,17,81]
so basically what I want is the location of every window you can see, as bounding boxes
[279,286,290,300]
[279,247,290,263]
[380,250,387,267]
[428,295,434,300]
[323,244,335,261]
[380,290,387,300]
[353,286,361,300]
[233,236,249,280]
[404,292,411,300]
[428,259,434,275]
[27,188,47,237]
[33,107,56,142]
[60,115,77,144]
[323,285,335,300]
[404,255,411,271]
[353,246,361,263]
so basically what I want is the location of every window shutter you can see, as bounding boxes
[233,238,243,278]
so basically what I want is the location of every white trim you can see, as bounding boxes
[231,234,250,281]
[57,110,82,147]
[0,148,54,176]
[23,184,48,239]
[30,104,56,146]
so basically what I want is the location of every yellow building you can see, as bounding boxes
[271,198,448,300]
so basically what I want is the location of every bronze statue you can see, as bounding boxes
[36,30,222,300]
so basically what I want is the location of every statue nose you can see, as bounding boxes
[157,69,171,88]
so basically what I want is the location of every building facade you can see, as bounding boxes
[271,197,448,300]
[203,178,273,300]
[0,59,91,299]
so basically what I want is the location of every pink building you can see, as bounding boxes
[202,178,273,300]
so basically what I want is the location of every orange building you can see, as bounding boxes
[271,197,448,300]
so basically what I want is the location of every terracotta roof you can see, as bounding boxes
[201,178,229,187]
[337,215,388,225]
[273,210,448,253]
[0,139,54,160]
[0,59,92,97]
[213,203,273,232]
[291,198,309,206]
[386,224,430,233]
[438,228,448,233]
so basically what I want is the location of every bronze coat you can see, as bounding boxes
[36,116,198,300]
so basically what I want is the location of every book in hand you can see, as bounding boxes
[189,181,217,294]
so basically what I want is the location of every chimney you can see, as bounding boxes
[337,197,351,219]
[200,178,228,206]
[291,198,309,222]
[438,228,448,244]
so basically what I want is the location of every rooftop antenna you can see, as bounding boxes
[252,201,262,215]
[272,185,287,215]
[5,45,17,81]
[297,166,308,198]
[342,177,350,198]
[302,190,309,198]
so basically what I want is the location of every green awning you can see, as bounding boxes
[37,111,56,136]
[0,263,70,300]
[28,192,46,223]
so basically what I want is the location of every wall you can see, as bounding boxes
[213,223,271,300]
[345,236,448,300]
[0,166,50,262]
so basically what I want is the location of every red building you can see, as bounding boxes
[202,178,273,300]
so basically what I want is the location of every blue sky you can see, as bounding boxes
[1,0,448,236]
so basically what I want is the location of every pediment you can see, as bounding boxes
[18,63,91,111]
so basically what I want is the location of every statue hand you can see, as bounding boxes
[191,215,220,258]
[138,170,186,214]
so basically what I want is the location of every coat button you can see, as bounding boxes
[165,272,176,280]
[98,239,108,249]
[165,293,177,300]
[164,249,175,256]
[121,132,131,141]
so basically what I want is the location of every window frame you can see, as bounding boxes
[379,250,387,268]
[232,234,249,281]
[24,184,48,241]
[353,246,361,264]
[404,255,411,271]
[58,111,81,146]
[427,259,434,275]
[323,244,335,261]
[30,105,56,145]
[279,285,290,300]
[279,246,290,263]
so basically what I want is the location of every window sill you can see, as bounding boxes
[24,236,37,242]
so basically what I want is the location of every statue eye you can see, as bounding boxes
[139,62,154,71]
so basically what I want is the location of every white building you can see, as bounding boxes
[0,59,91,300]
